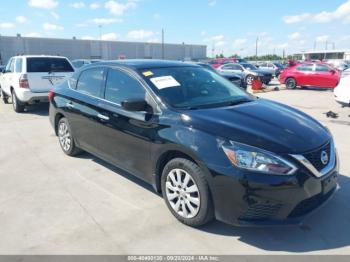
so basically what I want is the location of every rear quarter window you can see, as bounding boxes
[26,58,74,73]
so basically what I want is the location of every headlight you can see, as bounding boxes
[222,142,297,175]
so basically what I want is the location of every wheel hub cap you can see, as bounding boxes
[58,122,71,152]
[165,168,200,219]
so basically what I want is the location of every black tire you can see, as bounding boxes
[161,158,214,227]
[246,75,254,85]
[1,88,9,104]
[285,77,297,89]
[11,90,25,112]
[57,117,82,156]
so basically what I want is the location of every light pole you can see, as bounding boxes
[161,28,165,59]
[255,37,259,62]
[98,25,102,59]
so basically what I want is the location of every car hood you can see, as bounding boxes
[183,99,330,154]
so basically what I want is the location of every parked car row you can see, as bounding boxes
[0,57,339,227]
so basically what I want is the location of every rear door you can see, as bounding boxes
[66,67,106,155]
[295,64,314,86]
[26,57,75,93]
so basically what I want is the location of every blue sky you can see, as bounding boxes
[0,0,350,57]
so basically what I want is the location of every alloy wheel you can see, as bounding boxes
[58,121,72,152]
[165,168,201,219]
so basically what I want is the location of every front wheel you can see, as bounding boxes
[57,117,82,156]
[161,158,214,227]
[285,77,297,89]
[11,90,25,112]
[246,75,254,85]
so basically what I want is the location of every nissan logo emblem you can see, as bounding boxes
[321,151,329,165]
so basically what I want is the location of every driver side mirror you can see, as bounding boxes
[121,99,150,112]
[330,69,336,74]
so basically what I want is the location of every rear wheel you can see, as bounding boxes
[285,78,297,89]
[57,117,82,156]
[1,88,9,104]
[161,158,214,227]
[11,90,25,112]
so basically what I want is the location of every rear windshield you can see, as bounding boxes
[27,58,74,73]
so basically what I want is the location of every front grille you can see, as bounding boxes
[304,142,331,171]
[240,203,283,221]
[288,188,335,218]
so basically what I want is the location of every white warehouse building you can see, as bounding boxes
[0,35,207,65]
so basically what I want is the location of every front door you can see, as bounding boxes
[94,67,158,181]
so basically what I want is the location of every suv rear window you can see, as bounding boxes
[27,58,74,73]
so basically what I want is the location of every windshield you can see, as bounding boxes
[139,66,251,110]
[241,63,258,70]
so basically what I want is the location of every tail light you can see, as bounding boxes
[19,74,30,89]
[48,89,55,102]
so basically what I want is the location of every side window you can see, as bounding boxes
[297,64,314,72]
[316,64,330,72]
[221,65,232,70]
[76,68,104,97]
[232,64,242,70]
[105,69,145,105]
[5,59,14,72]
[15,58,22,73]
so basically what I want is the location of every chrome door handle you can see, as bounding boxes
[66,102,75,109]
[97,114,109,121]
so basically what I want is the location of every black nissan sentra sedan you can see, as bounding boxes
[49,60,339,227]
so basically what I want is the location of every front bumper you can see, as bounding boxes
[209,145,339,226]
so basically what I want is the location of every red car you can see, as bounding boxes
[209,58,239,69]
[279,62,340,89]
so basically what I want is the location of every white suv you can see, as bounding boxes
[0,55,74,112]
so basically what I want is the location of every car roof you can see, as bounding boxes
[12,55,69,59]
[85,59,199,70]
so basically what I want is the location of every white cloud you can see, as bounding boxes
[81,35,95,40]
[201,31,207,36]
[316,35,329,42]
[76,23,88,27]
[24,32,41,37]
[51,11,60,19]
[101,32,119,41]
[288,32,301,40]
[105,0,137,16]
[28,0,58,9]
[211,35,224,42]
[127,30,155,40]
[0,23,15,29]
[233,38,247,47]
[70,2,85,8]
[16,16,27,24]
[43,22,63,31]
[283,13,310,24]
[92,18,122,25]
[283,0,350,24]
[153,13,161,20]
[90,3,100,9]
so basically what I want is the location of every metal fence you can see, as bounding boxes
[0,35,207,64]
